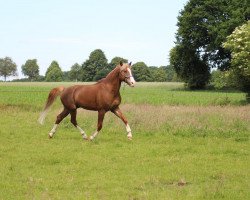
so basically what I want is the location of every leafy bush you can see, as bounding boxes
[210,70,237,90]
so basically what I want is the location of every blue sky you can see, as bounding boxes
[0,0,188,79]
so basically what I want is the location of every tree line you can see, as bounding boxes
[0,49,178,82]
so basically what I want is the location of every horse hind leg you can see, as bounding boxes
[48,108,69,138]
[70,109,88,140]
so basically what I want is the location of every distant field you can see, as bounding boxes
[0,82,249,199]
[0,82,247,106]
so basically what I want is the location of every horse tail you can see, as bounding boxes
[38,86,65,125]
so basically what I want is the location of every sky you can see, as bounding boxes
[0,0,188,80]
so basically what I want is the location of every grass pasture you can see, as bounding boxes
[0,82,249,199]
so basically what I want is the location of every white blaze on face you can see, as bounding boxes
[127,68,135,86]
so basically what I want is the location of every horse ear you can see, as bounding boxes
[129,62,132,66]
[120,61,123,66]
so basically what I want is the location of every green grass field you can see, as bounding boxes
[0,82,249,199]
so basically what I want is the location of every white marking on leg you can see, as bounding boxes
[76,125,88,140]
[126,124,132,139]
[49,124,58,138]
[126,124,131,133]
[90,130,98,141]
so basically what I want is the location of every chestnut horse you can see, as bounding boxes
[38,62,135,140]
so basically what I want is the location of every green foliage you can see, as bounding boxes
[149,66,166,82]
[223,21,250,100]
[163,65,178,82]
[93,68,110,81]
[45,61,63,82]
[177,0,249,70]
[132,62,153,82]
[211,70,228,89]
[109,57,128,69]
[21,59,39,81]
[62,71,71,82]
[11,75,45,82]
[81,49,108,81]
[210,70,237,89]
[46,68,63,82]
[170,45,210,89]
[148,65,179,82]
[69,63,82,82]
[36,50,177,83]
[223,21,250,75]
[36,75,45,82]
[171,0,249,89]
[0,57,17,81]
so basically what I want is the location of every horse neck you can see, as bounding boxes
[104,67,121,95]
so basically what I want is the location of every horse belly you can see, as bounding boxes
[69,84,118,111]
[75,92,99,110]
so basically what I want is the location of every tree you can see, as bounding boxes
[132,62,152,82]
[170,44,210,89]
[45,61,63,82]
[164,65,178,82]
[223,21,250,101]
[62,71,71,82]
[69,63,82,82]
[0,57,17,81]
[171,0,249,89]
[149,66,166,82]
[109,57,128,69]
[210,70,234,89]
[21,59,39,81]
[81,49,108,81]
[37,75,45,82]
[91,56,129,81]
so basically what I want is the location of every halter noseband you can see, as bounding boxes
[125,75,134,82]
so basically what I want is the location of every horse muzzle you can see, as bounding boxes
[128,82,135,87]
[125,76,135,87]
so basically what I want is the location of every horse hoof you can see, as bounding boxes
[83,136,89,141]
[127,136,132,140]
[48,134,53,139]
[89,136,94,141]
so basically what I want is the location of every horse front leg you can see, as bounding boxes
[90,110,106,141]
[112,107,132,140]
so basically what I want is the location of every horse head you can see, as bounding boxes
[119,61,136,87]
